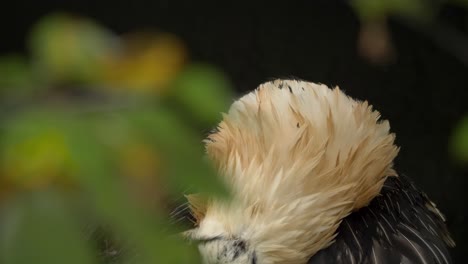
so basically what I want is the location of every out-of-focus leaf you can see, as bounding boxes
[127,106,229,197]
[100,33,186,93]
[0,11,231,264]
[451,115,468,162]
[118,141,160,180]
[0,111,74,189]
[0,54,35,92]
[351,0,432,21]
[29,13,117,84]
[171,63,233,126]
[66,118,199,263]
[0,192,95,264]
[451,0,468,7]
[117,140,167,208]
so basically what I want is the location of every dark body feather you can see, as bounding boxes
[309,175,454,264]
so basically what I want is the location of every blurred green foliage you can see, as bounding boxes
[0,12,232,264]
[352,0,431,21]
[29,14,116,84]
[171,64,233,125]
[351,0,468,21]
[451,115,468,163]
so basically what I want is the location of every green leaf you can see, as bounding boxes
[28,13,116,84]
[451,115,468,162]
[0,110,75,188]
[450,0,468,7]
[66,118,199,263]
[351,0,432,21]
[0,192,96,264]
[126,106,228,197]
[171,63,233,126]
[0,54,36,94]
[0,104,213,263]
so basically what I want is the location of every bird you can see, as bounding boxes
[181,79,455,264]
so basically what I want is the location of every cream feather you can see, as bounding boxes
[188,79,399,264]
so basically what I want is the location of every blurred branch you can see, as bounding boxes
[399,17,468,67]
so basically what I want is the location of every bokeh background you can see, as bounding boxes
[1,0,467,263]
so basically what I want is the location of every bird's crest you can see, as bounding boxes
[186,79,399,263]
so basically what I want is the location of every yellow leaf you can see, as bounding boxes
[100,32,187,93]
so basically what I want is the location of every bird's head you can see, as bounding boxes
[184,79,399,264]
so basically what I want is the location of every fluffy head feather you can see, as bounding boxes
[186,79,399,264]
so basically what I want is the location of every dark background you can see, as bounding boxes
[1,0,467,262]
